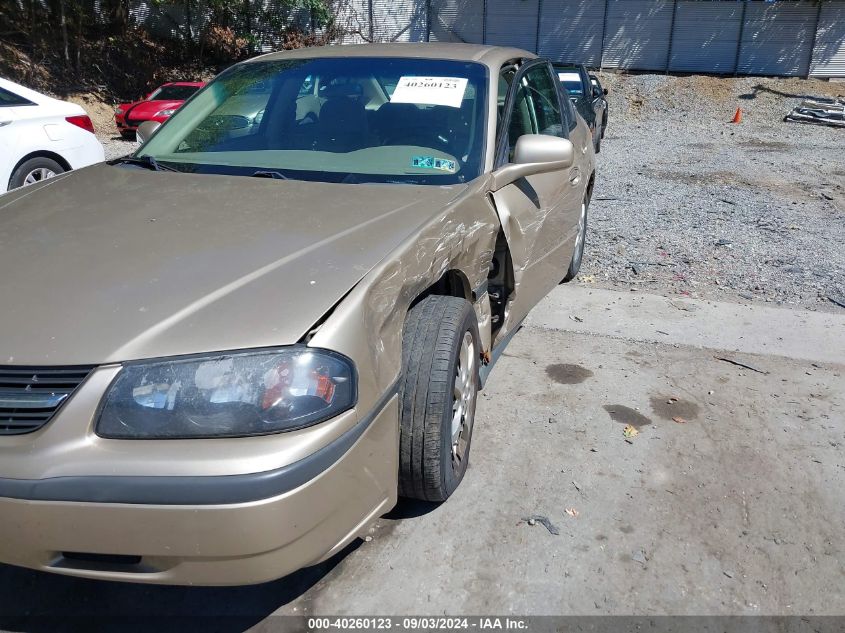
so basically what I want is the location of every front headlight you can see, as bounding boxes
[96,348,356,439]
[155,108,176,117]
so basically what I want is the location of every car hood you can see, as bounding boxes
[0,164,464,365]
[123,99,184,117]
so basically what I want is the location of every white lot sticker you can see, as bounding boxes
[390,76,468,108]
[557,72,581,83]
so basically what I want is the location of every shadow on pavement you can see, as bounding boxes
[738,83,818,102]
[0,541,360,633]
[383,497,440,520]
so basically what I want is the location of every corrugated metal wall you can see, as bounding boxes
[538,0,606,66]
[601,0,675,71]
[737,1,818,76]
[428,0,484,43]
[810,0,845,77]
[484,0,540,51]
[669,1,743,73]
[129,0,844,78]
[335,0,371,44]
[371,0,427,42]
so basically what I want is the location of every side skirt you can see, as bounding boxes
[479,318,525,388]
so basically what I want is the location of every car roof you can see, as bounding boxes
[250,43,536,71]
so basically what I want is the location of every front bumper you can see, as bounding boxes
[0,388,398,586]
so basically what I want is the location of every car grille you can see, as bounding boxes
[0,366,96,435]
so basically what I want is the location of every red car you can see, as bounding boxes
[114,82,205,138]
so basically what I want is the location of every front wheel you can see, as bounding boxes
[563,194,590,282]
[399,295,480,502]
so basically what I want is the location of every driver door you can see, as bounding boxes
[490,60,584,338]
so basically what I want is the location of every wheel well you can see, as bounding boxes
[11,151,72,180]
[410,269,472,310]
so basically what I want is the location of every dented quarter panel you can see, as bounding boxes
[309,177,500,415]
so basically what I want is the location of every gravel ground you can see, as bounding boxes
[82,73,845,312]
[583,73,845,312]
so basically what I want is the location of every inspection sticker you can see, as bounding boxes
[391,76,468,108]
[412,156,457,173]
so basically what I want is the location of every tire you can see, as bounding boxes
[563,193,590,282]
[399,295,480,502]
[600,115,607,139]
[594,133,601,154]
[8,157,65,191]
[120,130,136,140]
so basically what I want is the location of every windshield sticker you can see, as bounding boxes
[557,72,581,83]
[412,156,457,173]
[391,76,468,108]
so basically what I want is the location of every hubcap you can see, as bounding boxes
[451,331,477,469]
[23,167,56,186]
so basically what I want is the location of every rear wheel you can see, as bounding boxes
[9,157,64,190]
[399,295,480,502]
[563,193,590,282]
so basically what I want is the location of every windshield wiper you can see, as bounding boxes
[110,155,178,172]
[251,170,289,180]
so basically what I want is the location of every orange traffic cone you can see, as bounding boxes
[731,108,743,124]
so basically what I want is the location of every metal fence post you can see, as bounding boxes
[599,0,610,70]
[368,0,374,42]
[482,0,488,45]
[734,0,748,76]
[666,0,679,74]
[807,0,824,78]
[535,0,543,54]
[425,0,432,42]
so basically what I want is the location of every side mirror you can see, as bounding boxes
[136,120,161,144]
[603,87,609,96]
[491,135,574,191]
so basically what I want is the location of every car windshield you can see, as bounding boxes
[137,57,488,185]
[555,69,583,96]
[148,85,201,101]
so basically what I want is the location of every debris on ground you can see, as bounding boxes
[672,416,687,424]
[632,549,648,565]
[522,515,560,536]
[784,98,845,128]
[565,508,580,518]
[715,356,769,375]
[623,425,639,438]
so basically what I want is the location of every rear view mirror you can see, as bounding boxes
[136,120,161,145]
[491,135,574,190]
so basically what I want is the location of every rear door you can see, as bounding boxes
[490,60,584,336]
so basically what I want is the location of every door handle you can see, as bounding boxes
[569,168,581,186]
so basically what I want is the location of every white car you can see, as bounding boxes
[0,77,105,193]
